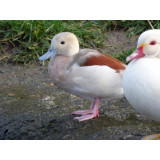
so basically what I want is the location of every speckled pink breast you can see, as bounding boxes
[48,55,71,84]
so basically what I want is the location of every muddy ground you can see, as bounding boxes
[0,31,160,140]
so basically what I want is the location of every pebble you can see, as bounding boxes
[42,95,55,101]
[8,93,15,97]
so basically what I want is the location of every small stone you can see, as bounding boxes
[42,95,51,101]
[123,134,133,140]
[69,94,77,99]
[8,93,14,96]
[31,94,40,98]
[109,105,116,109]
[47,101,55,105]
[42,95,55,101]
[50,83,55,86]
[50,96,55,101]
[45,106,52,110]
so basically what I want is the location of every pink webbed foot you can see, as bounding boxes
[72,98,100,122]
[72,110,93,116]
[74,112,99,122]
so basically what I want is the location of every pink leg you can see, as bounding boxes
[73,98,101,122]
[72,100,96,116]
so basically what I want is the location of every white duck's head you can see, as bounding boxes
[39,32,79,61]
[126,29,160,62]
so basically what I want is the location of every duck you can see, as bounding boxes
[122,29,160,139]
[39,32,126,122]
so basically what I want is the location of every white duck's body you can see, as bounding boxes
[123,57,160,121]
[49,49,124,101]
[122,29,160,139]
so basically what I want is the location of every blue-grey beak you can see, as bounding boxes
[38,48,57,61]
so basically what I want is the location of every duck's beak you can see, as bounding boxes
[126,43,145,62]
[38,47,57,61]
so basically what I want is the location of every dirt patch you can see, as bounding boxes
[104,31,138,54]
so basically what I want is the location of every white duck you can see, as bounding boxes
[39,32,125,122]
[122,29,160,139]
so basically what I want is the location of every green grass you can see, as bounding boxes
[0,20,160,63]
[113,48,135,64]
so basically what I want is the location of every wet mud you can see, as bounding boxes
[0,63,160,140]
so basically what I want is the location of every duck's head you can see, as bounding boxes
[39,32,79,61]
[126,29,160,62]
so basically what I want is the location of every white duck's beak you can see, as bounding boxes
[38,47,57,61]
[126,43,145,62]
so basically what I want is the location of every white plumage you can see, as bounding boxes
[49,55,124,101]
[123,57,160,120]
[122,29,160,139]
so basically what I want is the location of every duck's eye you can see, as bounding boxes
[61,41,65,45]
[149,41,156,45]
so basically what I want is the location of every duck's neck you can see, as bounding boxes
[48,55,74,83]
[52,55,73,68]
